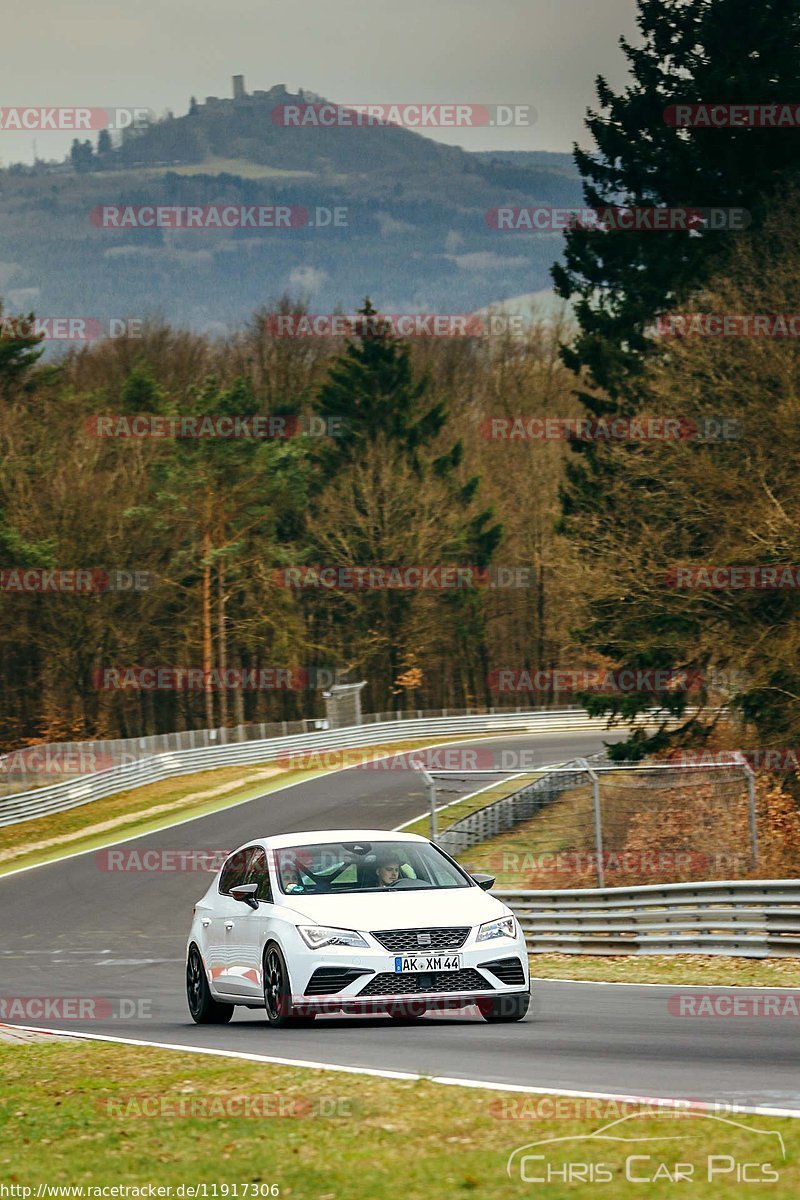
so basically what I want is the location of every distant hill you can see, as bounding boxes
[473,150,577,173]
[0,81,582,332]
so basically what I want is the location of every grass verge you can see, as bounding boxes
[529,953,800,987]
[401,771,545,838]
[1,1041,797,1197]
[455,786,594,887]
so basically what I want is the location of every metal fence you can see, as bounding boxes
[428,755,757,887]
[498,879,800,957]
[0,707,621,827]
[435,756,604,856]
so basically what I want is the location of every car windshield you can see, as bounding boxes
[275,840,471,894]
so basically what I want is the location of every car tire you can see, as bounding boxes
[186,945,235,1024]
[478,992,530,1023]
[263,942,307,1028]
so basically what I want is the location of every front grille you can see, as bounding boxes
[305,967,371,996]
[370,927,470,952]
[358,969,493,996]
[479,956,526,986]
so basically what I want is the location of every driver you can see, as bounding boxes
[376,852,401,887]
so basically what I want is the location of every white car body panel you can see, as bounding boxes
[186,828,530,1014]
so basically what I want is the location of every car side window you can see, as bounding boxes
[245,847,273,902]
[219,846,255,896]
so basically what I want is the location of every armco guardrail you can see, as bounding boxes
[499,880,800,958]
[0,704,604,790]
[0,708,626,827]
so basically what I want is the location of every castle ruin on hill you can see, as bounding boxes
[200,76,321,110]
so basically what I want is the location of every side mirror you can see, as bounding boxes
[231,882,259,909]
[471,874,495,891]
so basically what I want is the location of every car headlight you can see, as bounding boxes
[297,925,369,949]
[476,916,517,942]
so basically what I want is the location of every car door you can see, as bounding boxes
[209,846,256,995]
[229,846,275,999]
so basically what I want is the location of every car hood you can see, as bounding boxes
[282,886,509,930]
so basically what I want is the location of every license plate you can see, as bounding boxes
[394,954,461,973]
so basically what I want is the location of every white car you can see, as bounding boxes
[186,829,530,1027]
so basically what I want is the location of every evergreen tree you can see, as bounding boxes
[69,138,94,173]
[553,0,800,410]
[315,299,446,469]
[314,299,500,560]
[309,300,501,707]
[0,303,51,559]
[0,303,45,397]
[550,0,800,736]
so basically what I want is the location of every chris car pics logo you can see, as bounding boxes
[506,1111,784,1185]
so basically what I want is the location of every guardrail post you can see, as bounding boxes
[578,757,604,887]
[421,768,437,843]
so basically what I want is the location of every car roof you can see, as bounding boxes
[244,829,430,851]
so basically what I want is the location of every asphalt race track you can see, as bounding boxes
[2,730,799,1112]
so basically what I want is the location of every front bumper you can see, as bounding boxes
[288,927,530,1012]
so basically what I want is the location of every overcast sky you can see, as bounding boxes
[2,0,639,165]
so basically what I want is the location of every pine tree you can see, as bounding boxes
[553,0,800,410]
[314,299,501,561]
[309,300,501,708]
[315,299,446,469]
[0,303,45,397]
[69,138,94,173]
[551,0,800,712]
